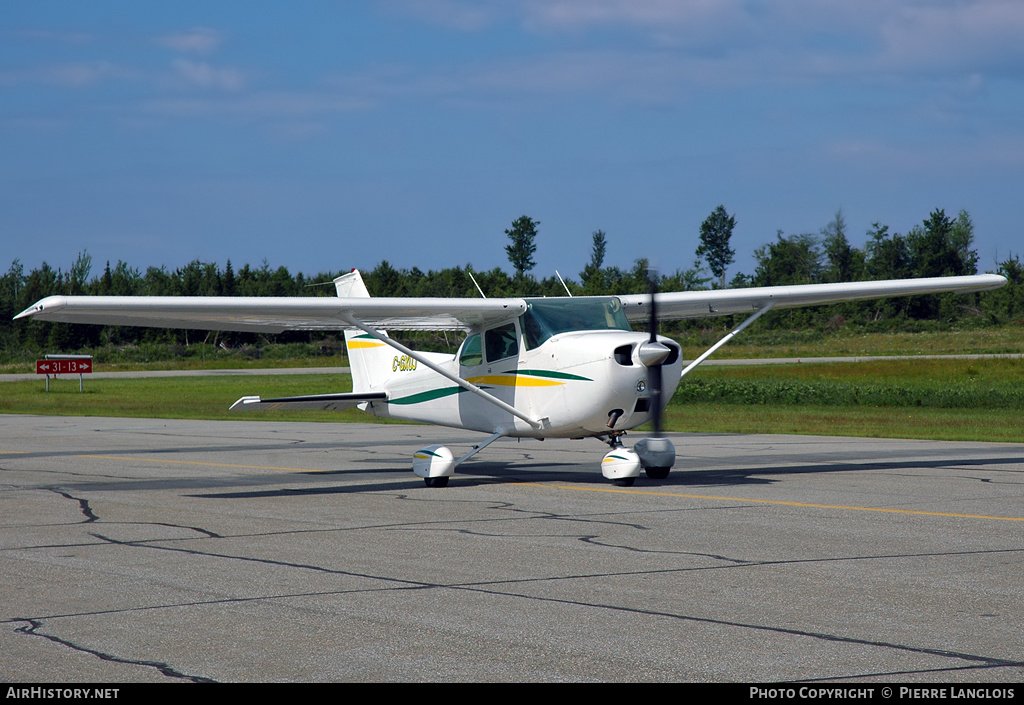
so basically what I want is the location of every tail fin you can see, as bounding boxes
[335,269,392,393]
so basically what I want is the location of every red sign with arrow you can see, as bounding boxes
[36,359,93,374]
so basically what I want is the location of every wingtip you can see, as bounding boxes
[14,304,41,321]
[14,295,66,321]
[229,395,262,411]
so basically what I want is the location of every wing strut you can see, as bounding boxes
[678,303,775,380]
[338,313,545,430]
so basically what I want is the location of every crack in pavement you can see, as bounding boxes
[12,619,216,683]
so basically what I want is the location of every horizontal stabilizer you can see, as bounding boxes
[230,391,387,412]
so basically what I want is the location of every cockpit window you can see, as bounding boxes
[485,323,519,362]
[520,297,631,349]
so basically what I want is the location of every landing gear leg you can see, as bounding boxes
[412,431,506,488]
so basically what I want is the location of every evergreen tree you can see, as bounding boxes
[865,223,912,280]
[909,208,978,278]
[753,232,822,286]
[223,260,236,296]
[696,205,736,288]
[821,209,865,283]
[504,215,539,280]
[580,229,607,294]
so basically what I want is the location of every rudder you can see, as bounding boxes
[335,269,392,393]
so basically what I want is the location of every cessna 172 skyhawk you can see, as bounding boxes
[16,270,1005,487]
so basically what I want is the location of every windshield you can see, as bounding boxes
[520,297,630,349]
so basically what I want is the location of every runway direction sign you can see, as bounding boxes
[37,355,93,391]
[36,358,93,375]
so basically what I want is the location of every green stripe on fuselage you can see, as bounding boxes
[512,369,592,381]
[387,370,587,406]
[389,386,467,405]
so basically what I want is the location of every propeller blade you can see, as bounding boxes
[647,270,662,435]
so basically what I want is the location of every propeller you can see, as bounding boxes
[636,269,670,433]
[633,268,676,480]
[647,270,662,434]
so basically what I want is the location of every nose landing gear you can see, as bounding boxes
[599,432,676,486]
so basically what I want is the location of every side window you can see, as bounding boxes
[485,323,519,362]
[459,334,483,366]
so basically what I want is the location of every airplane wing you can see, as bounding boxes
[15,274,1005,330]
[14,295,527,332]
[230,391,387,411]
[617,274,1007,322]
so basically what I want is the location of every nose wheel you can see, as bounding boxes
[635,436,675,480]
[599,433,676,485]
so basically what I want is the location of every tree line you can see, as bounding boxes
[2,207,1021,359]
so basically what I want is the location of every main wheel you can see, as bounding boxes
[613,477,635,487]
[424,477,449,488]
[644,466,670,480]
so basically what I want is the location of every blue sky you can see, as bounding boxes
[3,1,1022,284]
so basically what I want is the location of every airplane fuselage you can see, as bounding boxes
[361,328,684,439]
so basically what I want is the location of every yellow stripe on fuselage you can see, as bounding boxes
[466,375,564,387]
[347,341,387,349]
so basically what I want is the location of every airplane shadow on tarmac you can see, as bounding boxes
[186,453,1024,500]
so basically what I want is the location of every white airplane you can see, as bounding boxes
[16,270,1005,487]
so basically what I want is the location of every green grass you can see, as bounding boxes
[0,373,368,423]
[674,324,1024,359]
[673,359,1024,408]
[2,359,1021,442]
[0,353,346,375]
[662,404,1022,442]
[3,323,1022,374]
[662,358,1024,442]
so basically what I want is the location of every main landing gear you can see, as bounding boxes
[412,432,506,488]
[412,444,458,487]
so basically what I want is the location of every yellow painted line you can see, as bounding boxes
[51,455,1024,523]
[78,454,332,474]
[521,483,1024,523]
[0,451,29,454]
[346,341,386,349]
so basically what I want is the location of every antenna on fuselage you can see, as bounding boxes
[555,270,573,297]
[467,270,487,298]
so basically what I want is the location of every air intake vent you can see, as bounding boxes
[664,344,680,365]
[614,344,634,366]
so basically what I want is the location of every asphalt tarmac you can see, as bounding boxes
[2,415,1022,683]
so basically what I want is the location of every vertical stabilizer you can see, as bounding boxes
[334,270,391,393]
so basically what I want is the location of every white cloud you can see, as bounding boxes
[157,27,224,55]
[18,29,94,44]
[381,0,500,31]
[380,0,1024,86]
[136,91,373,120]
[877,1,1024,75]
[0,61,128,88]
[519,0,739,30]
[171,59,246,91]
